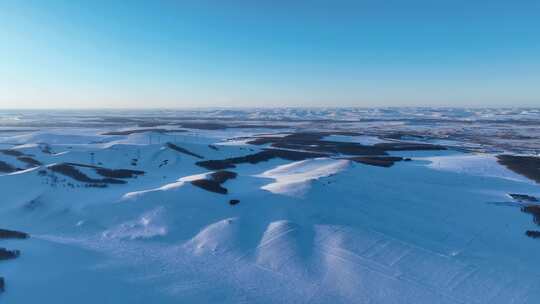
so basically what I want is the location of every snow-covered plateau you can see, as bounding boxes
[0,108,539,303]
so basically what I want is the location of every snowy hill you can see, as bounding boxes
[1,110,539,303]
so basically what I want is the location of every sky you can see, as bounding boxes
[1,0,539,109]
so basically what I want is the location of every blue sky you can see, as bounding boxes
[1,0,539,108]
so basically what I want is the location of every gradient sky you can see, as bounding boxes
[1,0,539,108]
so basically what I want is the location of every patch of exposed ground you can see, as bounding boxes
[198,131,440,171]
[191,170,237,194]
[522,205,540,225]
[497,155,540,184]
[0,150,24,157]
[0,161,18,173]
[166,143,204,159]
[0,229,29,239]
[520,205,540,240]
[526,230,540,238]
[0,248,19,261]
[247,132,445,156]
[0,228,28,293]
[509,194,538,203]
[499,195,540,239]
[0,149,43,170]
[196,149,327,170]
[17,156,42,167]
[347,156,410,167]
[47,163,144,187]
[63,163,145,179]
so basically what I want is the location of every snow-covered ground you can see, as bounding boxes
[0,110,539,303]
[423,154,535,184]
[258,158,350,197]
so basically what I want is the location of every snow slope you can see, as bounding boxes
[423,153,534,184]
[258,158,350,197]
[0,117,539,304]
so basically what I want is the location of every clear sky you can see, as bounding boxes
[1,0,539,108]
